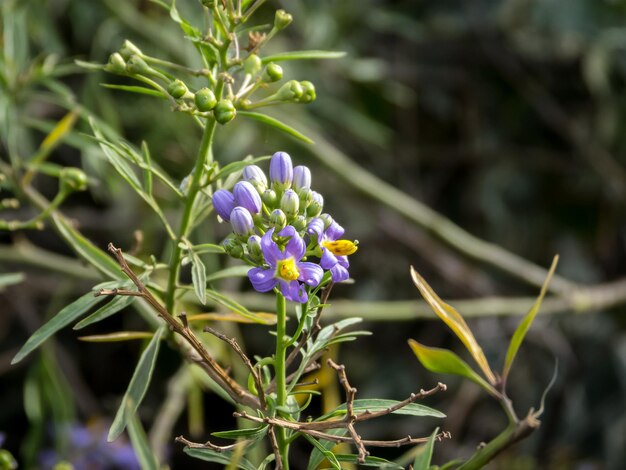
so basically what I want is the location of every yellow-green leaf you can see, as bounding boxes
[502,256,558,380]
[408,339,497,396]
[187,312,277,324]
[78,331,156,342]
[411,267,496,385]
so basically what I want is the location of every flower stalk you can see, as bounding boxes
[274,291,290,469]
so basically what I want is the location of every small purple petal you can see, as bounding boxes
[279,225,305,260]
[248,267,278,292]
[230,207,254,236]
[330,263,350,282]
[212,189,236,221]
[269,151,293,186]
[297,261,323,286]
[326,220,345,240]
[293,165,311,191]
[337,255,350,269]
[234,181,262,214]
[242,165,267,186]
[281,280,308,302]
[261,228,283,266]
[320,248,338,270]
[307,218,324,239]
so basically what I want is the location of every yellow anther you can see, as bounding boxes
[277,257,300,281]
[322,240,358,256]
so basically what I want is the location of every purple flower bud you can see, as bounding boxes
[269,151,293,188]
[230,207,255,236]
[269,209,287,230]
[243,165,268,188]
[293,165,311,191]
[280,189,300,217]
[234,181,262,214]
[212,189,236,221]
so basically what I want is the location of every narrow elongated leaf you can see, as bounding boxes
[408,340,496,396]
[187,312,277,324]
[239,111,314,144]
[78,331,156,342]
[307,429,348,470]
[205,265,250,283]
[212,425,268,440]
[75,59,105,71]
[0,272,25,289]
[261,50,346,63]
[205,289,274,324]
[503,256,558,380]
[127,415,158,470]
[101,84,165,98]
[303,434,341,470]
[410,267,496,385]
[11,283,121,364]
[335,454,404,468]
[183,448,256,470]
[73,294,136,330]
[412,427,439,470]
[319,399,445,421]
[190,252,207,304]
[39,110,78,152]
[108,327,164,441]
[213,155,270,181]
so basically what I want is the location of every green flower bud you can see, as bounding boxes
[59,167,88,194]
[247,235,263,263]
[262,189,277,208]
[167,79,188,99]
[298,188,313,210]
[119,40,142,60]
[106,53,127,74]
[214,99,236,124]
[0,450,17,470]
[319,213,333,229]
[275,80,303,101]
[126,55,152,76]
[194,87,217,111]
[292,215,307,232]
[244,54,262,75]
[274,9,293,31]
[280,189,299,218]
[263,63,283,82]
[223,237,244,259]
[269,209,287,230]
[298,81,316,103]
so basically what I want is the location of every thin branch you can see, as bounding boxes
[267,425,283,470]
[175,435,239,452]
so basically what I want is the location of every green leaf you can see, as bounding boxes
[0,272,25,289]
[101,84,165,98]
[211,425,268,440]
[412,427,439,470]
[74,59,105,71]
[410,267,496,385]
[239,111,314,144]
[205,265,250,283]
[335,454,404,468]
[127,414,159,470]
[183,448,256,470]
[205,289,275,324]
[319,399,445,422]
[73,293,136,330]
[78,331,156,342]
[503,256,558,380]
[190,243,225,254]
[303,434,341,470]
[212,155,271,182]
[11,283,119,364]
[261,50,346,63]
[190,252,207,304]
[408,340,497,396]
[108,327,164,441]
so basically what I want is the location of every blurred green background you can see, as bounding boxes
[1,0,625,468]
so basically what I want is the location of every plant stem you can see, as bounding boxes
[274,292,290,468]
[165,117,217,314]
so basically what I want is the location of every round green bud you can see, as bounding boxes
[269,209,287,230]
[106,53,127,74]
[126,55,152,75]
[263,63,283,83]
[274,9,293,31]
[275,80,303,101]
[59,167,88,194]
[223,237,244,259]
[262,189,277,208]
[194,87,217,111]
[0,450,17,470]
[244,54,262,75]
[119,40,142,60]
[247,235,263,263]
[299,81,316,103]
[280,189,299,218]
[293,215,307,232]
[167,79,188,99]
[298,188,313,211]
[214,99,236,124]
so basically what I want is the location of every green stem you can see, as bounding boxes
[274,292,290,468]
[165,117,218,314]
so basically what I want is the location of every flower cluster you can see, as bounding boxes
[212,152,358,302]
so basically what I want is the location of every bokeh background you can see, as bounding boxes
[2,0,626,468]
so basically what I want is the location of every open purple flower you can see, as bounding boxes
[307,218,357,282]
[248,226,323,302]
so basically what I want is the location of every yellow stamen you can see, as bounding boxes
[277,257,300,281]
[322,239,358,256]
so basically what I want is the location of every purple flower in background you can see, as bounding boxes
[212,189,236,221]
[233,181,262,214]
[248,226,323,302]
[269,151,293,187]
[308,218,357,282]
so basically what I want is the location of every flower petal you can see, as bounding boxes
[326,220,345,240]
[248,267,278,292]
[320,248,338,270]
[297,261,323,286]
[261,228,282,266]
[279,225,305,260]
[330,263,350,282]
[307,218,324,239]
[280,280,308,303]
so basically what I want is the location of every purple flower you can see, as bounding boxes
[230,207,255,236]
[269,151,293,187]
[212,189,236,221]
[234,181,262,214]
[293,165,311,191]
[308,218,357,282]
[248,226,323,302]
[242,165,268,188]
